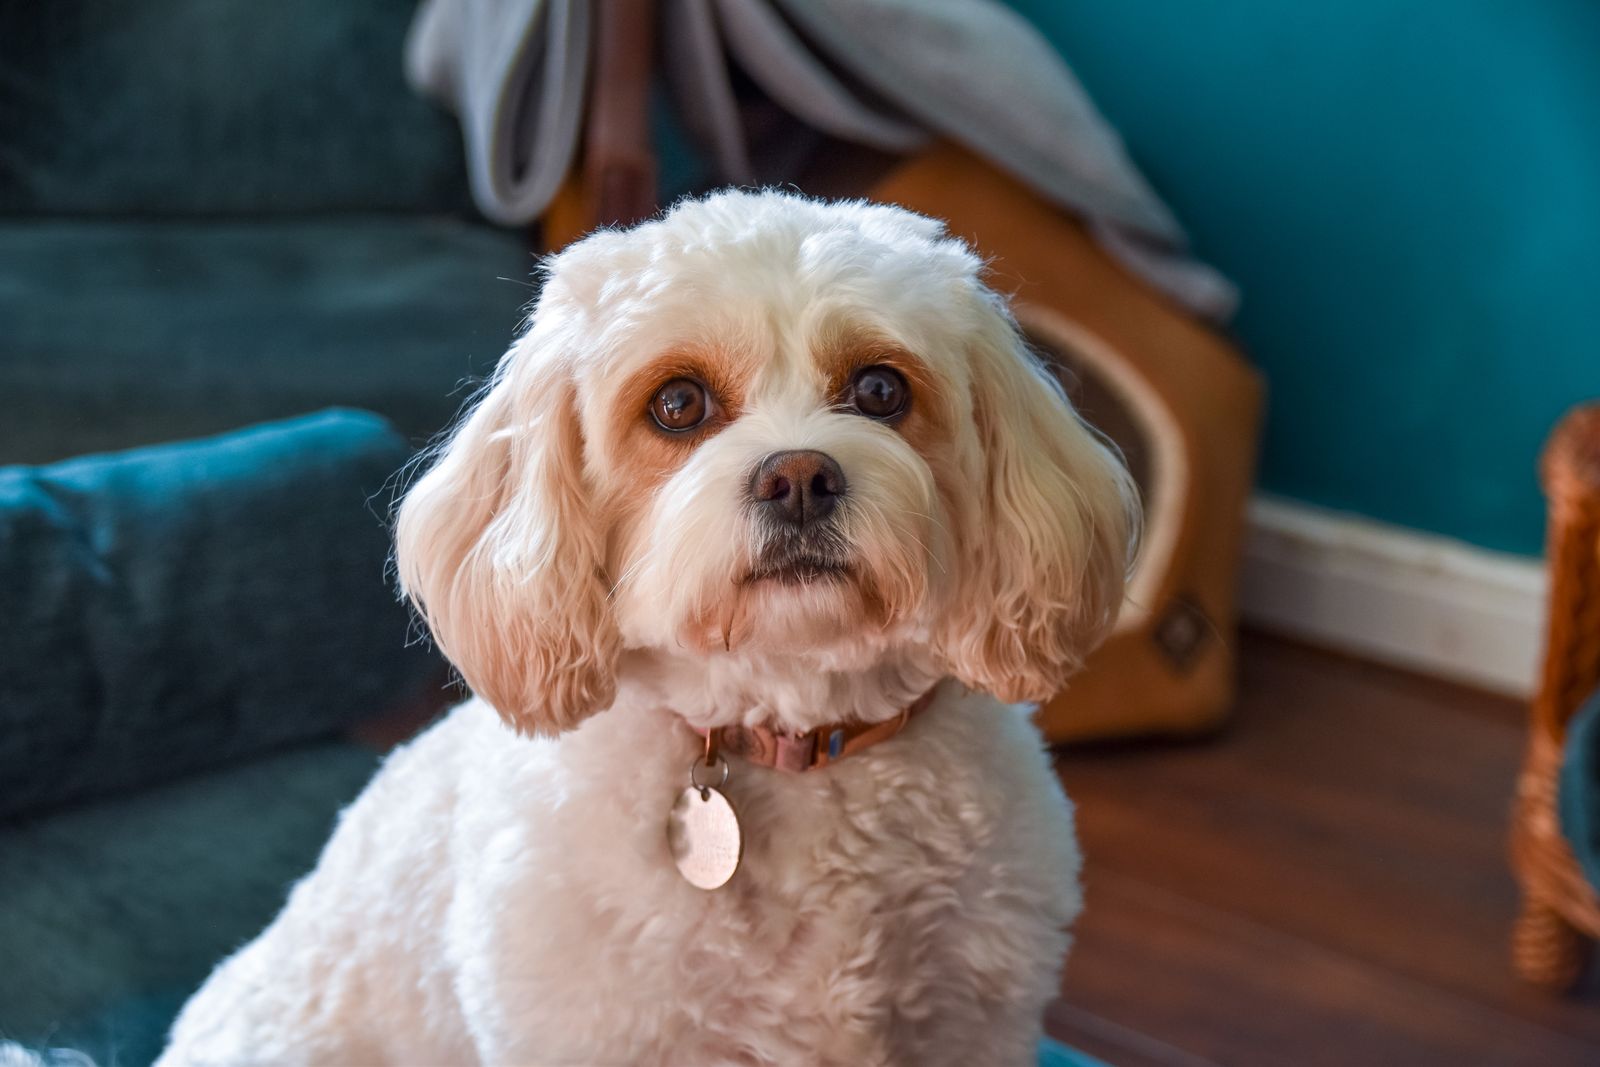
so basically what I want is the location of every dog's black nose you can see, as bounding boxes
[750,450,846,527]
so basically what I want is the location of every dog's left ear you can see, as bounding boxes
[938,290,1140,705]
[394,318,618,736]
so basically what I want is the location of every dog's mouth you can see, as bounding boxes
[743,556,851,586]
[741,523,854,588]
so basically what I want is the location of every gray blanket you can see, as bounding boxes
[406,0,1237,320]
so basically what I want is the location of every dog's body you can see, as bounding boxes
[160,686,1078,1067]
[157,192,1136,1067]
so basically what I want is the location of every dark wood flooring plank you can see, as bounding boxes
[1046,633,1600,1063]
[1057,869,1597,1067]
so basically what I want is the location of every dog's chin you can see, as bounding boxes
[669,557,877,656]
[738,587,873,653]
[738,558,860,635]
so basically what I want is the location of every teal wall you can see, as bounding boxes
[1007,1,1600,557]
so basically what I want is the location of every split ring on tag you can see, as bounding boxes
[689,753,729,796]
[667,735,743,890]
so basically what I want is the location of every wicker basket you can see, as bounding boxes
[1511,403,1600,990]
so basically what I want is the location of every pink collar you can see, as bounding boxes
[694,687,939,773]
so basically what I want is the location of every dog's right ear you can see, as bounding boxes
[395,318,618,736]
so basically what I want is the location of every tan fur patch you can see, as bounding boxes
[595,343,754,576]
[813,326,956,456]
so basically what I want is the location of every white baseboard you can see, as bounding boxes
[1239,495,1549,697]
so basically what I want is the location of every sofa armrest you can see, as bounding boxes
[0,409,447,819]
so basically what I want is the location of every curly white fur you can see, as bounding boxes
[156,191,1138,1067]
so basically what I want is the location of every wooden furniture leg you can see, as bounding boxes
[1510,403,1600,991]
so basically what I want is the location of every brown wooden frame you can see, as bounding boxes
[1511,402,1600,990]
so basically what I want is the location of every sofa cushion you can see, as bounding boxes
[0,0,472,217]
[0,410,447,818]
[0,740,381,1066]
[0,217,530,463]
[1559,686,1600,896]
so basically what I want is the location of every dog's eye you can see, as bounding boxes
[848,366,909,421]
[650,378,710,432]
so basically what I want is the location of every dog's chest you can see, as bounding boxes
[455,702,1027,1064]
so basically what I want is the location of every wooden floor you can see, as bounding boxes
[1044,631,1600,1066]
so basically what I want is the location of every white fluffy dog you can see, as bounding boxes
[156,192,1137,1067]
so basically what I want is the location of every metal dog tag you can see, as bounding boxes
[667,765,742,890]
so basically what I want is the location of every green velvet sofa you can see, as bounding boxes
[0,0,530,466]
[0,1,524,1061]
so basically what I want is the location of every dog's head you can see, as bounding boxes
[395,192,1138,735]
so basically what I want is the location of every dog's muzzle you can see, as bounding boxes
[745,450,850,584]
